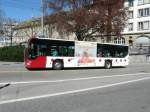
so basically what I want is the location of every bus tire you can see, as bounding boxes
[26,67,33,71]
[104,60,112,69]
[53,60,63,70]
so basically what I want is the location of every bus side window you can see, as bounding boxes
[38,45,47,56]
[62,46,68,56]
[68,46,75,57]
[58,46,67,56]
[51,47,58,56]
[52,50,58,56]
[97,50,102,57]
[58,46,74,57]
[119,52,124,57]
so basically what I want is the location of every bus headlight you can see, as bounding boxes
[27,61,31,66]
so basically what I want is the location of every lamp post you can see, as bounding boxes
[149,37,150,54]
[41,0,44,36]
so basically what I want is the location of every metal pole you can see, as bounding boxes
[149,37,150,54]
[41,0,44,36]
[10,24,13,46]
[10,26,12,46]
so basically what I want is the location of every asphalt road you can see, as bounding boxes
[0,62,150,112]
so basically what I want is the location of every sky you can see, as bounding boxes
[0,0,42,22]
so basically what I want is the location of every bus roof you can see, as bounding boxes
[29,37,128,46]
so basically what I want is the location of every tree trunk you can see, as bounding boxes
[106,5,112,43]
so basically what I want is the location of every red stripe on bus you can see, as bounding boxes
[26,56,46,69]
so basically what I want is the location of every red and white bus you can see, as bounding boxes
[24,38,129,70]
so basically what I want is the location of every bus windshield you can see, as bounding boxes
[26,38,75,59]
[27,40,38,59]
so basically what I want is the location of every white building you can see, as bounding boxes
[123,0,150,54]
[0,36,10,47]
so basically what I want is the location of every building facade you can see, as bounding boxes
[123,0,150,54]
[12,19,76,46]
[0,23,16,47]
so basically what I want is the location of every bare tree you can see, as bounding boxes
[47,0,127,42]
[93,0,128,42]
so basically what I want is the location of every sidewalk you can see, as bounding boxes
[129,55,150,64]
[0,62,25,71]
[0,61,24,69]
[0,61,24,65]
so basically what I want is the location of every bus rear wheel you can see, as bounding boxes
[105,61,112,69]
[53,60,63,70]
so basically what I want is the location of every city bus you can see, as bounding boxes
[24,38,129,70]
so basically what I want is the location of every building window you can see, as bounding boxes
[128,23,133,31]
[138,22,143,30]
[114,37,125,45]
[144,0,150,4]
[144,8,150,16]
[129,36,133,46]
[128,0,134,7]
[138,8,150,17]
[138,0,144,5]
[143,21,149,29]
[138,21,149,30]
[138,0,150,5]
[138,9,143,17]
[128,11,133,19]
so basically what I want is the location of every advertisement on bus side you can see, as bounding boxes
[75,41,97,66]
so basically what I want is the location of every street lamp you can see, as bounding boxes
[41,0,44,36]
[148,37,150,55]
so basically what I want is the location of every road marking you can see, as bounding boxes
[0,71,29,73]
[0,76,150,105]
[0,72,149,85]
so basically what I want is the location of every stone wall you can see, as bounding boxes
[129,54,150,64]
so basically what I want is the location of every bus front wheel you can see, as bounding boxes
[53,60,63,70]
[104,61,112,69]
